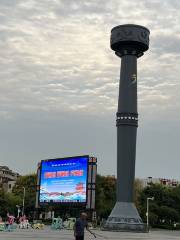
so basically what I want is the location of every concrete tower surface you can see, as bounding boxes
[104,24,150,231]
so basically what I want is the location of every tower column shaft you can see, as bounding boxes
[117,55,138,203]
[104,24,150,232]
[118,55,137,113]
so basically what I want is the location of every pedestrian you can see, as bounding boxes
[7,214,15,231]
[74,212,96,240]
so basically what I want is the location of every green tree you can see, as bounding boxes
[96,174,116,218]
[134,178,143,208]
[158,206,179,224]
[4,193,21,216]
[0,188,6,217]
[96,175,144,219]
[12,174,37,216]
[170,186,180,213]
[138,183,180,226]
[149,212,158,225]
[0,187,21,218]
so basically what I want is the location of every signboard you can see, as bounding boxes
[39,156,88,204]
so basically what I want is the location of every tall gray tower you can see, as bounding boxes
[104,24,150,231]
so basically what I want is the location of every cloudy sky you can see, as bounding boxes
[0,0,180,179]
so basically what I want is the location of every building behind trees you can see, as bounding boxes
[0,166,20,193]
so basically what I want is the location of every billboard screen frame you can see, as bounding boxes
[38,155,89,206]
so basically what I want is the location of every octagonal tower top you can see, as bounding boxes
[110,24,150,57]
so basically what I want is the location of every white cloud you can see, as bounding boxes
[0,0,180,176]
[0,0,179,120]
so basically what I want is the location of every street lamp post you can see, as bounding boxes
[22,187,26,216]
[146,197,154,232]
[16,205,21,218]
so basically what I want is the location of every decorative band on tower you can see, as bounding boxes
[116,112,138,127]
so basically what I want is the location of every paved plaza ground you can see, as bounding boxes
[0,227,180,240]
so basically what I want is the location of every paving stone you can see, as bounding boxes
[0,227,180,240]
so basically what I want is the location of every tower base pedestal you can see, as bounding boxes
[103,202,146,232]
